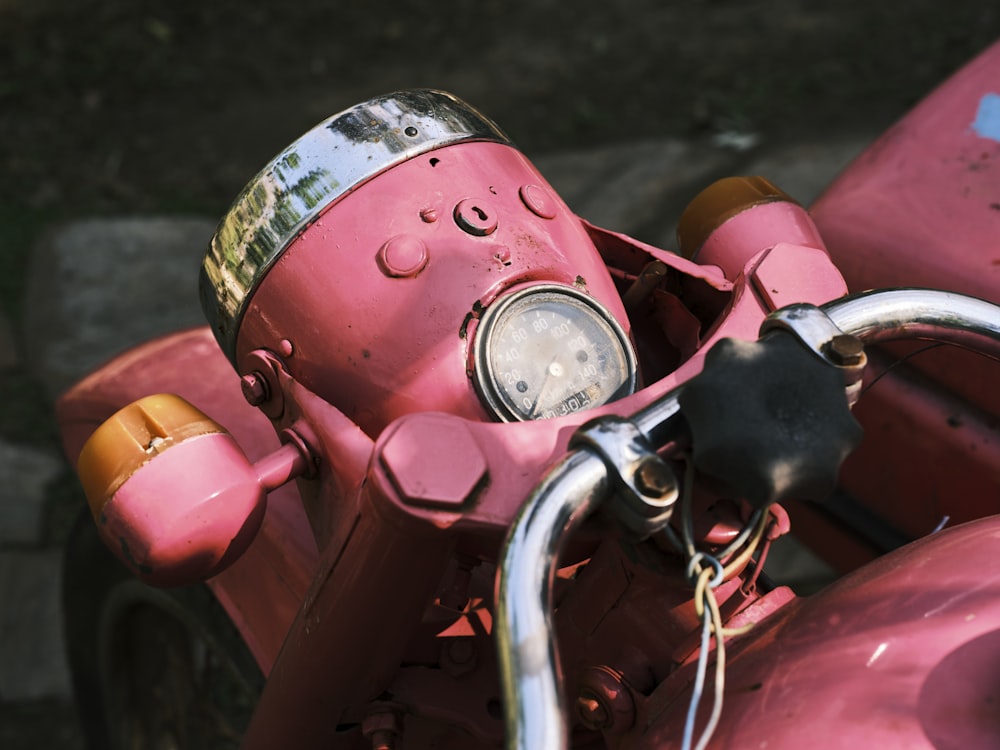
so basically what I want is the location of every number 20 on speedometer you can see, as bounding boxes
[473,285,638,422]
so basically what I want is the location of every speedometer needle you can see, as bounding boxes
[527,355,563,419]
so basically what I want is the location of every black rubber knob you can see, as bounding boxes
[677,334,863,508]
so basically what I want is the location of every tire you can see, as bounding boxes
[63,509,263,750]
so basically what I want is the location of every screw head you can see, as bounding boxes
[441,637,478,677]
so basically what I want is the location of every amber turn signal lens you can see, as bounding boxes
[77,393,225,518]
[676,176,797,259]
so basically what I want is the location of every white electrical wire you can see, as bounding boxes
[678,458,769,750]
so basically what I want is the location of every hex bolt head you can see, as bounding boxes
[240,372,269,407]
[380,414,487,508]
[635,456,674,499]
[825,334,865,367]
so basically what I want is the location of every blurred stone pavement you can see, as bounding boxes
[0,132,871,747]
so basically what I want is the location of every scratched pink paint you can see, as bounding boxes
[55,38,1000,750]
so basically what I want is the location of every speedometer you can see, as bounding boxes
[473,285,637,422]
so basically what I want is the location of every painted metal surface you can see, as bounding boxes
[813,40,1000,409]
[234,139,636,439]
[226,184,849,747]
[200,90,511,361]
[807,39,1000,567]
[57,176,852,747]
[55,74,1000,750]
[56,328,319,672]
[631,516,1000,749]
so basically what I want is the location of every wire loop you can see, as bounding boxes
[685,551,724,589]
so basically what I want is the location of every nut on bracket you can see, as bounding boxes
[239,348,289,420]
[760,303,867,398]
[571,416,678,538]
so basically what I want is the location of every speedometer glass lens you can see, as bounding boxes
[473,285,638,422]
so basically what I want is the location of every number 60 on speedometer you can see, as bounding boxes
[472,285,638,422]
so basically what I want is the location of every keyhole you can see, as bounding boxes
[454,198,499,236]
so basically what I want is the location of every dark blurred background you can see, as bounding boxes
[5,2,1000,231]
[0,0,998,746]
[2,0,999,320]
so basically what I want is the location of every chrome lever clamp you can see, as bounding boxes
[571,416,678,539]
[760,303,867,402]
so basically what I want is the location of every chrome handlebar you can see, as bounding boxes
[495,288,1000,750]
[823,288,1000,357]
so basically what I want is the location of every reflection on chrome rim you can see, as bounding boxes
[200,89,512,363]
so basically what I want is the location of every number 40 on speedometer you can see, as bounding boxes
[472,284,638,422]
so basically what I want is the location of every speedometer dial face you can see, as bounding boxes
[473,285,637,422]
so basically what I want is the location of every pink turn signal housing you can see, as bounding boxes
[77,394,273,586]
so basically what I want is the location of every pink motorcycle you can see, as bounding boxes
[58,39,1000,750]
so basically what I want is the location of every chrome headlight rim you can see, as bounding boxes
[200,89,512,364]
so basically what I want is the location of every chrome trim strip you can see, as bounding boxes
[200,90,512,362]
